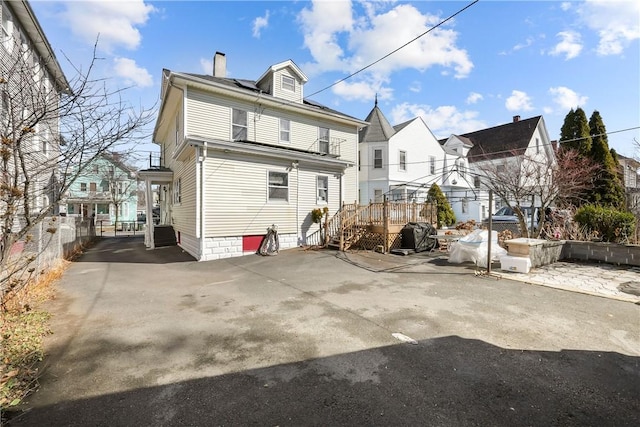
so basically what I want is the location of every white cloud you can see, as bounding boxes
[252,11,270,39]
[200,58,213,75]
[60,0,156,52]
[512,36,534,52]
[390,103,486,139]
[505,90,533,112]
[548,86,588,111]
[560,2,572,12]
[577,0,640,55]
[113,57,153,88]
[332,80,393,103]
[549,31,583,60]
[298,1,473,80]
[409,81,422,93]
[466,92,483,105]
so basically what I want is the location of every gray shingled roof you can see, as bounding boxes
[440,116,542,163]
[180,72,361,121]
[359,104,396,143]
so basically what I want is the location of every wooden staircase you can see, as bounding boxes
[323,200,437,252]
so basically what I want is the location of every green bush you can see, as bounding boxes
[427,184,455,228]
[574,205,636,242]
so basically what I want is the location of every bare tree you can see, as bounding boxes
[478,148,598,238]
[1,39,154,300]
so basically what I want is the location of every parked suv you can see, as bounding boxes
[492,206,539,229]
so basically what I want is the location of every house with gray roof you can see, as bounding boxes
[440,115,556,223]
[359,99,446,204]
[141,52,367,260]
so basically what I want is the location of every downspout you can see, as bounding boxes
[199,144,207,260]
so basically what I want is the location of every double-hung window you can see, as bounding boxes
[282,75,295,92]
[374,149,383,169]
[429,156,436,175]
[318,127,330,154]
[173,178,181,204]
[80,182,87,192]
[268,171,288,202]
[399,150,407,171]
[279,118,290,142]
[317,176,328,203]
[232,108,247,141]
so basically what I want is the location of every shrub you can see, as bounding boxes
[573,205,636,243]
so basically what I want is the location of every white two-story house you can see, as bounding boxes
[142,52,367,260]
[358,100,444,204]
[440,115,556,223]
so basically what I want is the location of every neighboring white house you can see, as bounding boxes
[618,154,640,215]
[358,100,445,204]
[141,52,367,260]
[440,115,556,223]
[0,0,70,218]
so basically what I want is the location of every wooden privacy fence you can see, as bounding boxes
[326,198,437,252]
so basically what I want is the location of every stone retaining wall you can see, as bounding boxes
[560,241,640,267]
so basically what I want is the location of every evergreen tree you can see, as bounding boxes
[588,110,625,208]
[560,107,591,156]
[427,184,456,227]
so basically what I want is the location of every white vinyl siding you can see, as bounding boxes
[203,155,298,236]
[165,148,197,235]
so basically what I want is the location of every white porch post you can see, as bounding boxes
[144,176,154,249]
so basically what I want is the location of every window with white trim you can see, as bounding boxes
[317,176,328,203]
[374,189,383,202]
[462,198,469,214]
[268,171,288,201]
[173,178,181,204]
[232,108,247,141]
[474,176,481,188]
[2,5,12,52]
[282,75,295,92]
[430,156,436,175]
[80,182,87,192]
[374,149,383,169]
[399,150,407,171]
[279,118,290,142]
[318,127,329,154]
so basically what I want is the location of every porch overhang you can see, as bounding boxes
[185,136,355,170]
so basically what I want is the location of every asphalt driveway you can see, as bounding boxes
[8,236,640,426]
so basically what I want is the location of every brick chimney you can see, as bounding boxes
[513,115,520,122]
[213,52,226,77]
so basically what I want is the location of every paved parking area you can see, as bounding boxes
[8,237,640,426]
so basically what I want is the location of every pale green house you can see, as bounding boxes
[64,153,138,225]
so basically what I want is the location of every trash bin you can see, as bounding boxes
[401,222,437,252]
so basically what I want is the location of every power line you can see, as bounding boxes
[306,0,480,99]
[357,125,640,168]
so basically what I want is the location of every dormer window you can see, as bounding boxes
[282,75,295,92]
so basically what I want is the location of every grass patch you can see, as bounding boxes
[1,262,66,414]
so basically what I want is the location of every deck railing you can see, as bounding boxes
[323,198,437,251]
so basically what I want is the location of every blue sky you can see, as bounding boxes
[31,0,640,164]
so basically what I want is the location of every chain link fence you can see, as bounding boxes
[21,216,96,273]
